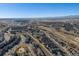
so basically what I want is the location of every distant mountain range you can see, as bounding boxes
[0,15,79,21]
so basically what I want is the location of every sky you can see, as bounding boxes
[0,3,79,18]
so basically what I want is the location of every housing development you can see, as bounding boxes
[0,16,79,56]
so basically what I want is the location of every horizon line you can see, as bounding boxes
[0,15,79,18]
